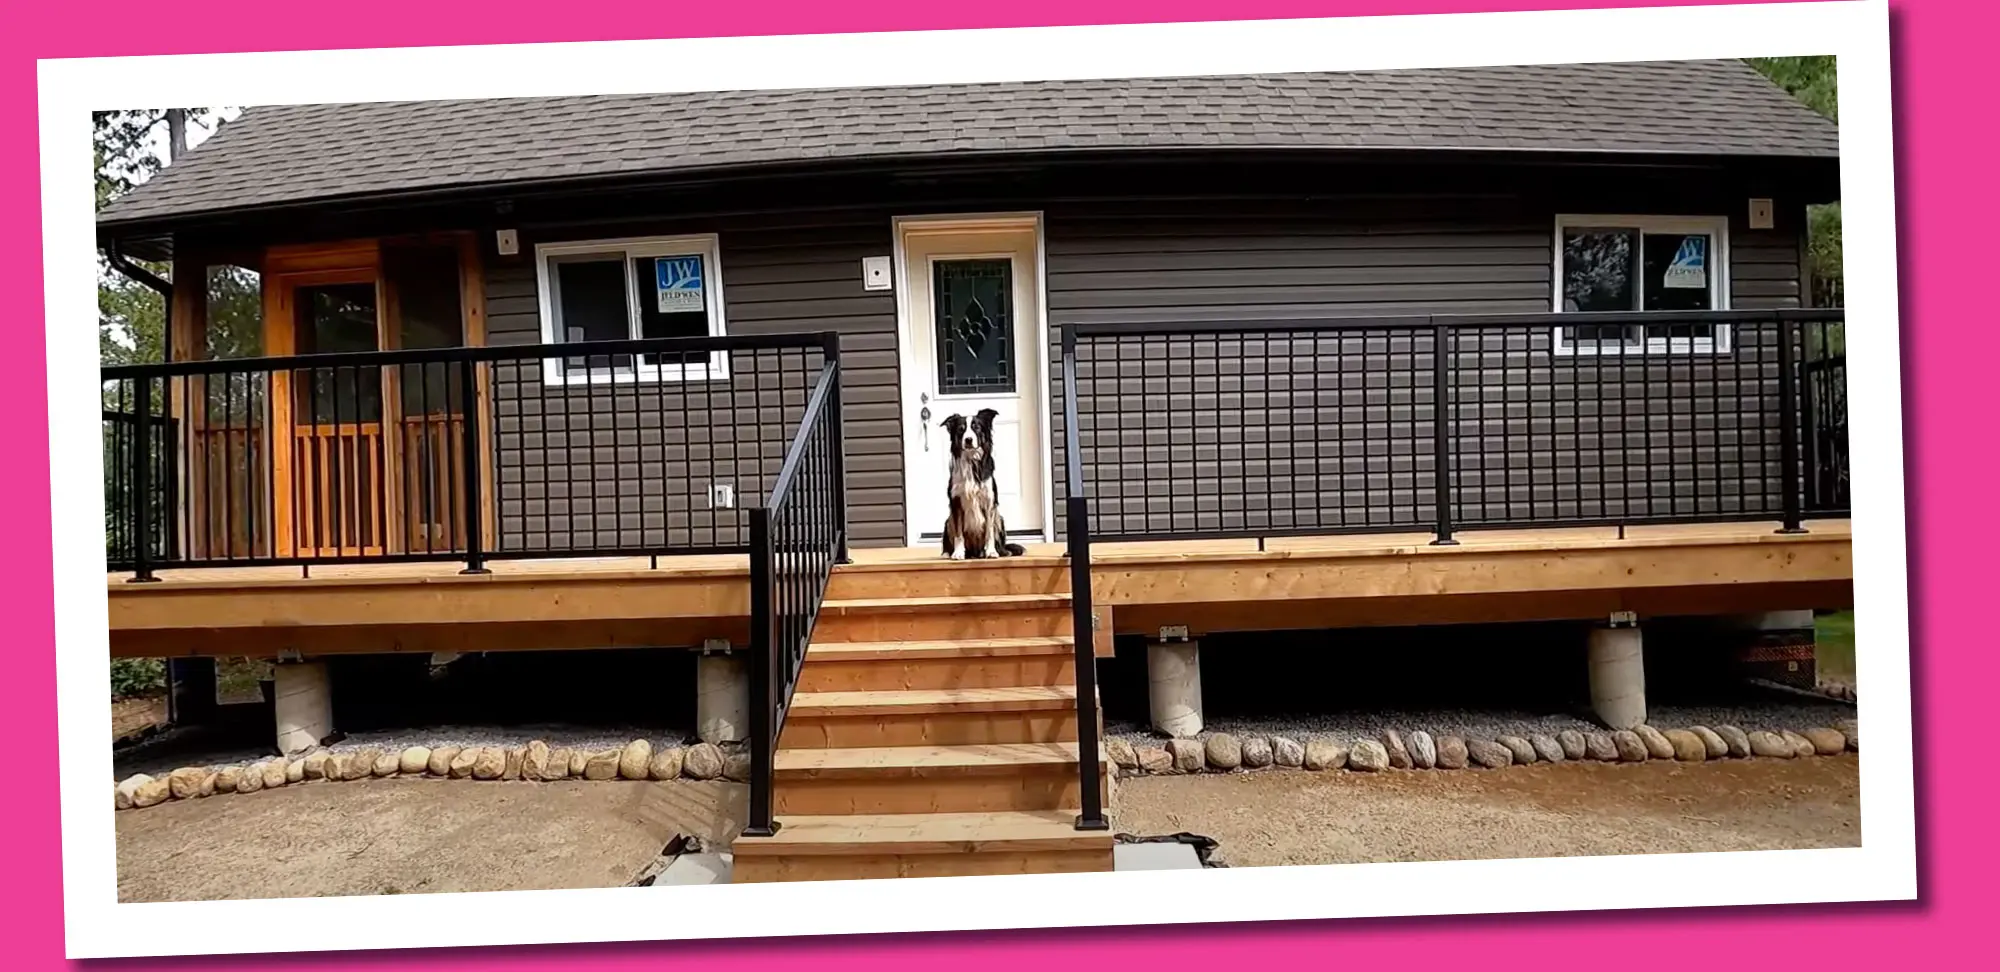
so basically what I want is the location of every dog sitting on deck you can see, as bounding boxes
[941,408,1027,560]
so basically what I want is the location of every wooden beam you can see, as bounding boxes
[1112,580,1853,637]
[108,571,750,631]
[104,523,1854,659]
[111,617,750,659]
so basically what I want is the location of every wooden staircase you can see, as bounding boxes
[731,559,1114,882]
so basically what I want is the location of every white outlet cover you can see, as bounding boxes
[862,255,893,291]
[496,228,520,256]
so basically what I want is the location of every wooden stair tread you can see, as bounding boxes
[775,742,1087,777]
[735,811,1110,855]
[790,686,1075,717]
[821,593,1072,615]
[806,636,1075,660]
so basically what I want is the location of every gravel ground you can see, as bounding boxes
[114,720,699,780]
[1108,688,1856,749]
[1113,755,1861,867]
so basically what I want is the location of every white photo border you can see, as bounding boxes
[39,0,1910,960]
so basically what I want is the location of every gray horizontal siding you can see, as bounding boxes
[1045,195,1808,539]
[468,171,1811,550]
[483,215,900,551]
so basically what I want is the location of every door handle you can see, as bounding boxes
[919,401,932,452]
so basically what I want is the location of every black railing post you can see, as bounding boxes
[128,378,160,582]
[744,507,779,838]
[1068,496,1107,831]
[1430,320,1458,546]
[457,358,492,573]
[821,333,851,564]
[1063,340,1109,832]
[1775,313,1807,534]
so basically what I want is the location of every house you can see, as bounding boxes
[96,59,1851,881]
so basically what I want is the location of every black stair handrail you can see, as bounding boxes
[1062,331,1110,832]
[744,333,849,838]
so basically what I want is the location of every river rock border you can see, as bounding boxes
[1107,716,1858,779]
[113,739,747,812]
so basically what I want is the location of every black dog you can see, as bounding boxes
[941,408,1026,559]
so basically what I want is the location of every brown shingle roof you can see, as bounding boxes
[98,59,1838,226]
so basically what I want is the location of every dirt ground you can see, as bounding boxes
[116,778,747,903]
[1114,755,1860,867]
[112,697,167,740]
[117,758,1857,901]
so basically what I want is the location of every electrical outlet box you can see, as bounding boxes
[496,228,520,256]
[1748,198,1774,230]
[708,484,735,509]
[862,255,893,291]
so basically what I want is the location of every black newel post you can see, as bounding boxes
[744,507,778,837]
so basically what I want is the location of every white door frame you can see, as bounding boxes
[890,211,1054,548]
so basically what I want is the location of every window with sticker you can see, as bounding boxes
[1554,215,1731,354]
[533,234,728,383]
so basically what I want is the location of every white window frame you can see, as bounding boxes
[1552,214,1732,356]
[533,233,729,385]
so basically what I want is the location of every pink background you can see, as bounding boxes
[5,0,1990,967]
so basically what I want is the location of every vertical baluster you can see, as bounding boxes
[1775,313,1806,534]
[461,358,490,572]
[129,376,158,582]
[1432,320,1456,545]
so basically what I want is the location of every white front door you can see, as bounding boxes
[897,216,1048,547]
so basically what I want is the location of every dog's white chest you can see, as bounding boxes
[950,460,994,533]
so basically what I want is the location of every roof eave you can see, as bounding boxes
[95,142,1841,252]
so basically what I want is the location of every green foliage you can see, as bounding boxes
[1747,56,1838,121]
[95,109,256,369]
[110,657,166,698]
[1745,57,1842,305]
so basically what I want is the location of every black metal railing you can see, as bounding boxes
[102,407,179,564]
[1060,309,1848,546]
[1062,338,1110,833]
[744,341,848,838]
[1802,350,1850,514]
[101,334,833,579]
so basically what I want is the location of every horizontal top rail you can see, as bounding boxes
[1066,308,1844,340]
[103,332,842,379]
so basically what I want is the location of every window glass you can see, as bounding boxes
[540,238,727,381]
[292,282,381,423]
[1561,228,1638,348]
[1640,232,1715,340]
[384,243,468,416]
[934,258,1016,394]
[634,254,711,368]
[1559,222,1725,351]
[552,258,629,343]
[205,264,262,360]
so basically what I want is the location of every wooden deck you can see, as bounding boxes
[105,520,1852,658]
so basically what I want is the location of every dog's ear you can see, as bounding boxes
[976,408,999,427]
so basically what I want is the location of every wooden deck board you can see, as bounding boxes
[734,810,1112,855]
